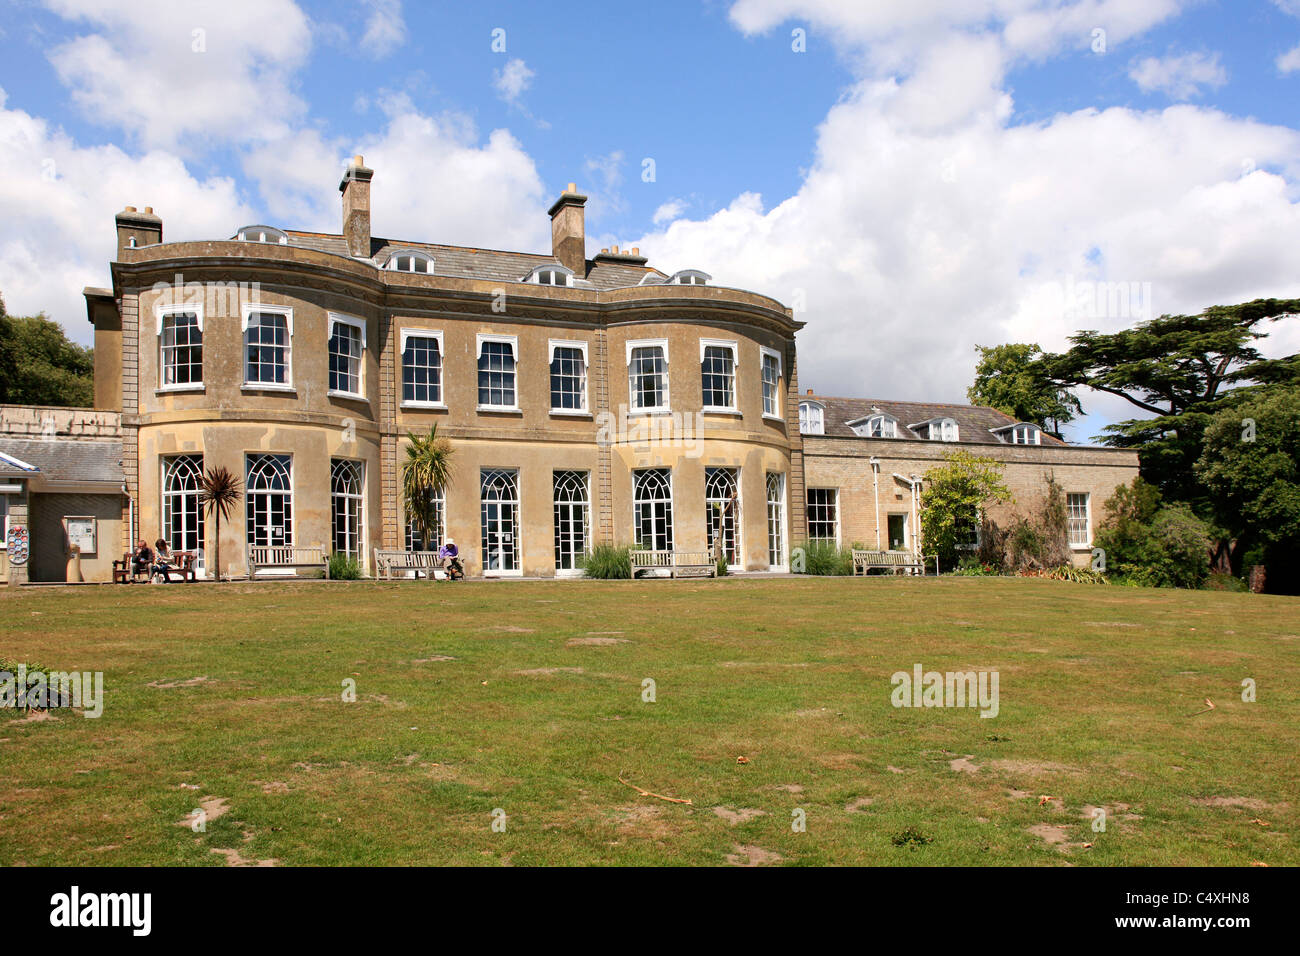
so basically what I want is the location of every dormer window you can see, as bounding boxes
[386,249,434,273]
[852,414,897,438]
[912,417,959,441]
[669,269,711,286]
[237,225,289,244]
[525,265,574,287]
[995,423,1042,445]
[799,401,824,435]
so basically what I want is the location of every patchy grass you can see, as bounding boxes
[1,577,1297,866]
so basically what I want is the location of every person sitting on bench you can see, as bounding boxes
[132,540,154,580]
[438,538,464,581]
[152,538,175,582]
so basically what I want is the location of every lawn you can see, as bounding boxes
[1,577,1297,866]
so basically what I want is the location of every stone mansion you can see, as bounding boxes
[0,157,1138,583]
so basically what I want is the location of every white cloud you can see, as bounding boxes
[1278,44,1300,74]
[493,58,536,105]
[1129,51,1228,99]
[360,0,406,58]
[634,74,1300,422]
[653,199,689,224]
[0,90,256,342]
[356,101,550,252]
[43,0,311,151]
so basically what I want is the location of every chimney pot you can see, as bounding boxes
[567,182,576,193]
[631,247,639,256]
[144,206,153,214]
[125,205,137,213]
[353,155,365,167]
[806,389,813,396]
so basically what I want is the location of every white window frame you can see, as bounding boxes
[0,494,10,550]
[760,347,783,420]
[400,328,446,409]
[547,339,590,415]
[476,333,520,412]
[799,401,824,435]
[766,472,787,570]
[806,487,840,545]
[240,305,295,391]
[626,338,671,414]
[699,338,739,414]
[385,249,435,274]
[632,468,675,553]
[331,458,366,565]
[994,422,1043,445]
[156,303,205,392]
[525,265,574,287]
[669,269,711,285]
[237,225,288,244]
[327,312,367,400]
[1067,492,1092,549]
[853,414,897,438]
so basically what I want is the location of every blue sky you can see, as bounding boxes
[1,0,1298,441]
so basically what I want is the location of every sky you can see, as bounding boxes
[1,0,1298,443]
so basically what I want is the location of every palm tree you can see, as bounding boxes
[401,425,455,551]
[200,465,243,581]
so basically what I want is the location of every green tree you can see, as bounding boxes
[401,425,455,551]
[1195,386,1300,593]
[1093,478,1212,589]
[920,451,1013,570]
[967,343,1081,434]
[1040,298,1300,504]
[0,298,95,407]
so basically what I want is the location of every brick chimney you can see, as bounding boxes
[548,183,587,276]
[115,205,161,257]
[339,155,374,257]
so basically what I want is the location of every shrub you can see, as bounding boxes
[0,658,52,712]
[1003,474,1072,571]
[1018,565,1108,584]
[1095,480,1212,589]
[795,540,855,575]
[1205,572,1249,593]
[327,553,362,580]
[952,556,1001,576]
[715,556,729,577]
[581,545,632,579]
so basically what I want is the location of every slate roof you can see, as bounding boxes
[0,439,124,485]
[279,231,665,289]
[802,394,1066,446]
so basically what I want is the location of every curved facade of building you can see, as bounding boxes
[86,159,807,578]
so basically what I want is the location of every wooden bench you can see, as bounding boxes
[158,551,198,583]
[113,552,148,584]
[373,548,446,581]
[247,545,328,579]
[630,550,718,579]
[852,550,938,576]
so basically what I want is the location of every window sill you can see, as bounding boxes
[702,407,741,416]
[627,407,672,417]
[799,430,825,437]
[401,401,448,411]
[155,384,205,394]
[328,390,368,402]
[762,412,785,422]
[549,408,592,418]
[1070,544,1094,551]
[476,405,522,414]
[242,384,296,394]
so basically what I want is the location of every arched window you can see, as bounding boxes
[162,455,204,567]
[705,467,740,567]
[330,459,364,561]
[633,469,674,552]
[912,417,959,441]
[236,225,289,244]
[553,470,590,573]
[385,249,434,273]
[799,401,824,435]
[480,468,520,573]
[996,422,1042,445]
[669,269,711,285]
[852,414,897,438]
[405,485,445,552]
[524,265,574,286]
[246,454,293,547]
